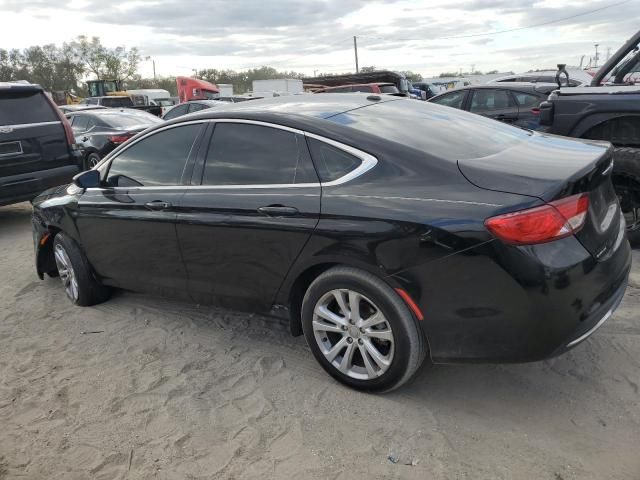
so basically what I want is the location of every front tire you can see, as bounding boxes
[52,233,111,306]
[301,266,427,392]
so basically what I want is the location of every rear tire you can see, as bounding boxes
[612,147,640,246]
[52,233,111,306]
[301,266,427,392]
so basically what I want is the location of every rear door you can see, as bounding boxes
[468,89,519,124]
[176,120,321,311]
[0,89,68,178]
[76,122,207,295]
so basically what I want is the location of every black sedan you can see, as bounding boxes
[32,94,631,392]
[161,100,223,120]
[66,108,163,169]
[428,83,558,130]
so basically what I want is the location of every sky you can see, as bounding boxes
[0,0,638,78]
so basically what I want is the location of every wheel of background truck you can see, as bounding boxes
[301,266,427,392]
[52,232,111,306]
[83,152,101,171]
[612,147,640,246]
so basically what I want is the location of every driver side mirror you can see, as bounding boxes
[72,169,101,189]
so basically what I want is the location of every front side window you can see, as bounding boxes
[470,89,512,112]
[352,86,373,93]
[106,124,202,187]
[378,85,400,94]
[188,103,209,113]
[202,123,317,186]
[430,90,466,109]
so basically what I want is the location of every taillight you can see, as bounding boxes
[530,107,540,115]
[109,134,131,144]
[485,193,589,245]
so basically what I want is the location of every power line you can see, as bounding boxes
[358,0,632,42]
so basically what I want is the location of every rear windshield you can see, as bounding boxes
[99,112,163,129]
[0,91,58,126]
[329,99,531,160]
[378,85,399,94]
[102,97,133,107]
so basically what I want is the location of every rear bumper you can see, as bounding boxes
[391,233,632,363]
[0,164,79,207]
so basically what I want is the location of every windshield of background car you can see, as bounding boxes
[378,84,400,94]
[99,112,163,129]
[102,97,133,107]
[204,91,220,100]
[329,99,531,160]
[0,91,58,126]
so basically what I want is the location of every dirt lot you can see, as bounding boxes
[1,202,639,480]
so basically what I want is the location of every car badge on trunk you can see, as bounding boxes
[0,127,13,134]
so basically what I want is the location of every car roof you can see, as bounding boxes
[428,82,557,99]
[0,82,43,93]
[181,93,399,119]
[78,107,155,116]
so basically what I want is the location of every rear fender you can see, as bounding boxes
[574,113,640,143]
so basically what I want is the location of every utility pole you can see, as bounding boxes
[353,36,359,73]
[153,60,156,81]
[594,43,599,68]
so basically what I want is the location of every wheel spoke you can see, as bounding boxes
[325,336,348,362]
[338,342,356,373]
[315,305,348,327]
[363,338,390,369]
[348,291,361,324]
[332,290,350,318]
[364,327,393,342]
[54,249,66,267]
[358,344,378,377]
[359,311,386,329]
[312,319,345,334]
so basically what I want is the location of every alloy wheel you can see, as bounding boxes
[312,289,395,380]
[54,243,79,302]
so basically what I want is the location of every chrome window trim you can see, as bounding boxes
[96,118,378,189]
[566,308,613,348]
[0,140,23,157]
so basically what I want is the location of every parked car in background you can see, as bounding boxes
[488,69,593,86]
[58,105,107,114]
[33,94,630,392]
[156,97,179,117]
[80,96,134,108]
[539,29,640,244]
[314,82,401,94]
[0,82,81,206]
[410,81,442,100]
[66,108,163,169]
[215,96,262,103]
[428,83,557,130]
[161,100,224,120]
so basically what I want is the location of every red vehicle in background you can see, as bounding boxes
[176,76,219,103]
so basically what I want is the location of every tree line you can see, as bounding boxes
[1,36,428,97]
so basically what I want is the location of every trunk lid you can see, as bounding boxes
[458,133,625,259]
[0,89,70,177]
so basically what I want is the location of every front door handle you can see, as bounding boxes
[257,205,299,217]
[144,200,172,211]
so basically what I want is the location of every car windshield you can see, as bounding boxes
[99,111,163,129]
[329,98,531,160]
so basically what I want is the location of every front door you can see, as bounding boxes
[468,89,519,124]
[176,121,321,311]
[75,122,206,296]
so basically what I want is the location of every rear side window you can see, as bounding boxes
[106,124,202,187]
[0,91,58,126]
[430,90,466,109]
[202,123,317,185]
[378,85,399,94]
[352,86,373,93]
[188,103,209,113]
[512,92,541,108]
[469,89,512,112]
[71,115,90,131]
[307,138,361,182]
[163,104,188,120]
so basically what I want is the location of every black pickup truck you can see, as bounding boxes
[539,30,640,244]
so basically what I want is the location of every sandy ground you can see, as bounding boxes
[0,202,639,480]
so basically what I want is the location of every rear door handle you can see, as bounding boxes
[257,205,299,217]
[144,200,172,211]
